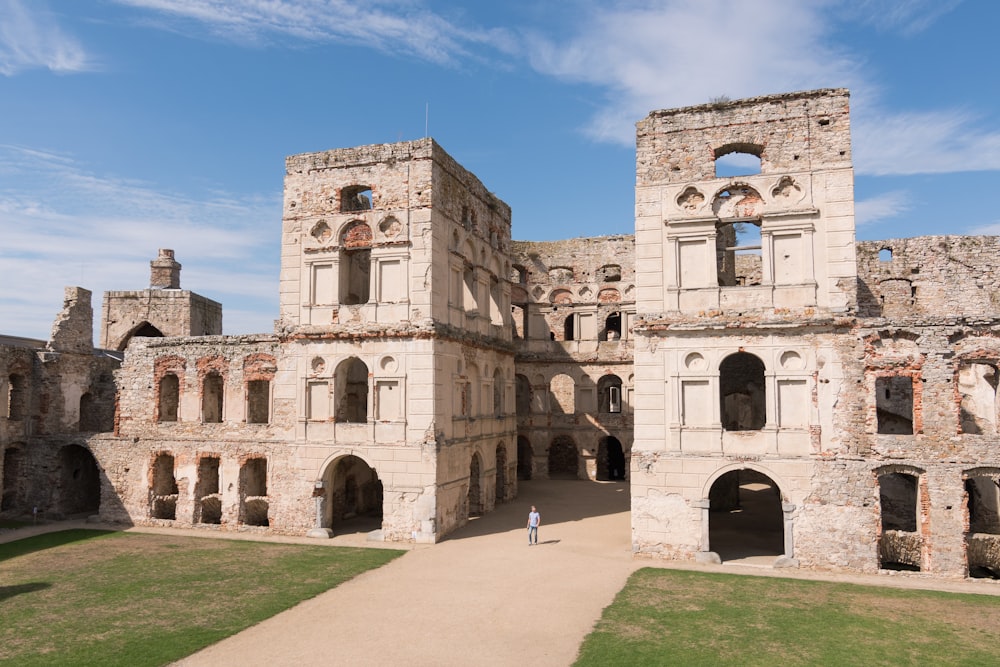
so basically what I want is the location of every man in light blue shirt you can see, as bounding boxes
[527,506,540,545]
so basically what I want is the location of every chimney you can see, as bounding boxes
[150,249,181,289]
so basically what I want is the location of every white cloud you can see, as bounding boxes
[113,0,515,64]
[523,0,863,145]
[843,0,963,35]
[0,145,279,340]
[0,0,91,75]
[854,190,910,226]
[966,221,1000,236]
[851,109,1000,176]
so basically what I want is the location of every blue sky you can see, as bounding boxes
[1,0,998,340]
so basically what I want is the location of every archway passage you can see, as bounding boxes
[597,436,626,481]
[57,445,101,516]
[2,446,24,511]
[468,453,483,516]
[708,469,783,561]
[548,436,579,479]
[322,455,383,535]
[517,436,532,481]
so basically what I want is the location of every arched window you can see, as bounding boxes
[7,373,26,420]
[600,312,622,341]
[515,374,532,415]
[336,358,369,423]
[719,352,765,431]
[493,368,504,416]
[713,143,762,177]
[598,375,623,414]
[158,374,180,422]
[202,372,224,423]
[340,185,372,212]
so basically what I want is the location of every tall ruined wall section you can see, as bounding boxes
[509,236,635,481]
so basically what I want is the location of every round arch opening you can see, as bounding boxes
[321,455,383,535]
[707,468,783,561]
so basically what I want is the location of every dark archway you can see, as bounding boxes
[495,443,507,503]
[118,321,164,351]
[322,455,383,535]
[597,436,626,481]
[57,445,101,516]
[548,436,579,479]
[468,452,483,516]
[2,446,25,511]
[708,469,783,560]
[517,436,532,480]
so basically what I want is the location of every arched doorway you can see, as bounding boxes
[468,452,483,516]
[495,443,507,503]
[321,455,383,535]
[2,446,25,511]
[597,436,626,481]
[548,436,579,479]
[517,436,532,480]
[57,445,101,516]
[707,469,783,560]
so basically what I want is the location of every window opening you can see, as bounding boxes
[247,379,270,424]
[876,376,914,434]
[601,312,622,341]
[195,456,222,524]
[239,457,269,526]
[598,375,623,414]
[716,221,762,286]
[719,352,766,431]
[714,145,762,178]
[878,471,921,571]
[340,185,372,212]
[7,373,25,420]
[202,372,224,423]
[158,373,179,422]
[336,358,369,423]
[150,453,178,520]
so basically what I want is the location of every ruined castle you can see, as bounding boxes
[3,89,999,578]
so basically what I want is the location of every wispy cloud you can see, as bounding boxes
[0,145,279,340]
[854,190,910,226]
[843,0,963,35]
[113,0,515,64]
[522,0,863,145]
[851,109,1000,176]
[0,0,91,75]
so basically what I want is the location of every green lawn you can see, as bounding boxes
[576,568,1000,666]
[0,530,404,666]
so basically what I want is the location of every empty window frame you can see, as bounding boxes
[335,358,369,423]
[158,373,180,422]
[716,220,762,287]
[598,374,623,414]
[202,372,224,423]
[719,352,766,431]
[876,375,914,435]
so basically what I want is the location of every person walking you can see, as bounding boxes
[527,505,540,545]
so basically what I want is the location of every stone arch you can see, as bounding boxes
[335,357,369,423]
[548,436,578,479]
[719,352,766,431]
[118,321,164,351]
[239,456,269,526]
[596,435,626,481]
[963,467,1000,578]
[517,435,532,481]
[1,445,25,511]
[875,465,925,571]
[149,452,178,520]
[597,374,623,414]
[57,445,101,516]
[468,451,484,516]
[704,465,785,562]
[495,442,508,503]
[549,373,575,414]
[320,454,383,534]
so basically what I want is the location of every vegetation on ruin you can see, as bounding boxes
[0,529,404,666]
[575,568,1000,666]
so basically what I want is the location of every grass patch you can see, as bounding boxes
[0,529,403,666]
[576,568,1000,666]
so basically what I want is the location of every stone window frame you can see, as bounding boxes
[197,356,229,425]
[243,354,277,425]
[153,356,187,423]
[874,464,928,571]
[954,353,1000,436]
[870,369,923,436]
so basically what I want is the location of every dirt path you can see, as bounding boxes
[176,480,635,667]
